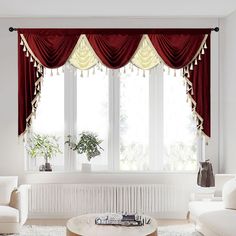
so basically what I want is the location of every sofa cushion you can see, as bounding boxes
[199,209,236,236]
[222,178,236,209]
[189,201,224,220]
[0,176,18,205]
[0,206,19,223]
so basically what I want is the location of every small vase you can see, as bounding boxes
[82,163,91,172]
[45,162,52,171]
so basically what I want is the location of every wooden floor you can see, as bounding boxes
[26,218,189,227]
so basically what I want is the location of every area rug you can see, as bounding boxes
[16,224,202,236]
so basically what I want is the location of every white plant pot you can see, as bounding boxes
[82,163,91,172]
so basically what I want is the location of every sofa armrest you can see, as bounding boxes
[9,185,30,225]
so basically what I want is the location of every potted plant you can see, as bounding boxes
[65,131,104,171]
[26,133,62,171]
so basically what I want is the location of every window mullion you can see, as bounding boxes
[108,69,120,171]
[64,64,77,171]
[149,65,164,171]
[197,135,205,162]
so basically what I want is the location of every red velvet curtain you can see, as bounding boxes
[18,33,38,135]
[19,29,79,68]
[87,34,142,68]
[18,29,79,135]
[190,35,211,136]
[148,34,205,68]
[149,31,211,136]
[18,29,211,137]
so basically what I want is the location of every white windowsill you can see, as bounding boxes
[22,170,197,185]
[25,170,197,174]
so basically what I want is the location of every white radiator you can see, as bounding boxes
[28,184,189,218]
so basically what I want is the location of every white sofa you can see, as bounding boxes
[0,176,29,234]
[189,174,236,236]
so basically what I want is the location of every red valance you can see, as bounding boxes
[149,34,206,68]
[86,34,142,69]
[18,28,211,137]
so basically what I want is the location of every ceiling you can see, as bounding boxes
[0,0,236,18]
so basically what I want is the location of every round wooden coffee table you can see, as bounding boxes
[67,214,158,236]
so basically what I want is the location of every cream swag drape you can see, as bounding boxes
[68,35,162,70]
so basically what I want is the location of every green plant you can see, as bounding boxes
[65,131,104,161]
[26,133,62,163]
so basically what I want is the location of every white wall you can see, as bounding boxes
[220,11,236,173]
[0,17,219,184]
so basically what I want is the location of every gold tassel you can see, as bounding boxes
[198,54,201,60]
[23,45,26,52]
[97,62,100,70]
[187,70,190,78]
[190,63,193,70]
[204,42,207,49]
[30,56,33,63]
[201,48,205,55]
[194,59,198,65]
[20,40,24,46]
[168,67,171,75]
[26,51,29,57]
[34,61,37,67]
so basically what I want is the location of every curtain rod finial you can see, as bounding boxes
[213,27,219,32]
[9,27,16,32]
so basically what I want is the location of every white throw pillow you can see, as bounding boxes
[0,177,18,205]
[222,178,236,209]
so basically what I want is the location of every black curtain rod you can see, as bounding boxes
[9,26,220,32]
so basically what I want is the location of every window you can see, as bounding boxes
[28,67,64,171]
[27,64,199,172]
[120,70,149,171]
[163,69,197,171]
[76,68,109,171]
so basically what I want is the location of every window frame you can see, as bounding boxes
[26,64,203,172]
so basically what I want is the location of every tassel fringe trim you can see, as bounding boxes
[20,34,44,131]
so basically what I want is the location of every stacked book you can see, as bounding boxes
[95,213,151,226]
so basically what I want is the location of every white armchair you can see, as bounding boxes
[0,176,29,234]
